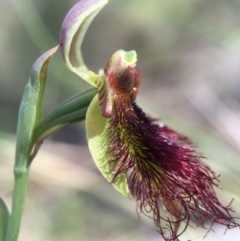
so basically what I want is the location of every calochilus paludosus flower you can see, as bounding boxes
[59,0,240,240]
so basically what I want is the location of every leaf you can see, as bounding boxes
[0,198,10,241]
[15,46,59,167]
[31,46,60,125]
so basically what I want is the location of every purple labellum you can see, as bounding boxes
[102,51,240,241]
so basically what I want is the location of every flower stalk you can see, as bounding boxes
[4,46,59,241]
[4,170,29,241]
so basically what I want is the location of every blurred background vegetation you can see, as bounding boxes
[0,0,240,240]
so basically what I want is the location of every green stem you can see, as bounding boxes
[5,166,29,241]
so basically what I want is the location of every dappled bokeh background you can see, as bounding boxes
[0,0,240,240]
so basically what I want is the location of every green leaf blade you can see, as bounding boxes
[31,46,59,125]
[0,198,10,241]
[15,46,59,168]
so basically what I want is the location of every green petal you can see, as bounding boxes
[86,95,130,198]
[32,88,97,144]
[60,0,108,84]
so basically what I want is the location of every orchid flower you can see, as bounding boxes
[59,0,239,240]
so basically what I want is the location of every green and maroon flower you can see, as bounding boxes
[59,0,240,240]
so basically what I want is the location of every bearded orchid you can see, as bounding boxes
[59,0,240,240]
